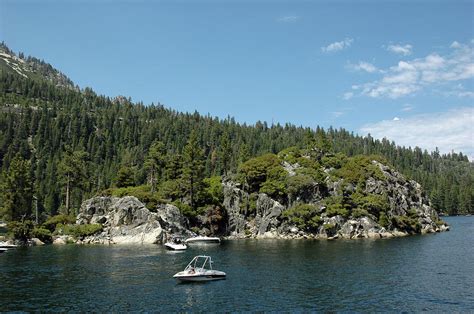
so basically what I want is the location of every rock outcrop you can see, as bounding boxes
[156,203,194,242]
[76,159,448,244]
[76,196,165,244]
[221,160,449,239]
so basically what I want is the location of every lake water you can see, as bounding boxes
[1,216,473,312]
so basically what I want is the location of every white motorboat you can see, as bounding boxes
[0,242,17,249]
[184,236,220,244]
[173,255,226,282]
[164,242,187,250]
[0,248,8,254]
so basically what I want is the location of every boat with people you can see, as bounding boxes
[173,255,226,282]
[184,236,220,244]
[164,238,187,250]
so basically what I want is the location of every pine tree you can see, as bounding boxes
[115,165,135,188]
[181,131,205,210]
[58,148,88,215]
[0,154,33,221]
[219,131,232,176]
[144,141,166,193]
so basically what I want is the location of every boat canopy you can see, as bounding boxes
[184,255,214,271]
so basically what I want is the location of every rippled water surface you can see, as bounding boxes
[1,216,473,311]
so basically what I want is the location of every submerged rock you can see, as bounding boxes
[30,238,45,246]
[52,235,74,245]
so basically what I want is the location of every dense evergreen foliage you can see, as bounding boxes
[0,44,472,224]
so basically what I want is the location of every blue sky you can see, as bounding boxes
[1,0,473,158]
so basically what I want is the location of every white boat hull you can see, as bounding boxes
[173,270,226,282]
[164,242,187,250]
[0,243,18,249]
[184,236,220,244]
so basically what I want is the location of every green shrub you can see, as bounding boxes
[351,192,390,216]
[321,153,347,169]
[260,179,286,198]
[391,214,421,234]
[240,193,258,214]
[286,174,315,197]
[308,215,322,230]
[378,212,390,228]
[115,165,135,188]
[203,176,224,205]
[432,216,445,227]
[323,223,335,230]
[323,196,350,218]
[31,227,52,243]
[296,167,325,182]
[172,200,201,219]
[7,220,34,242]
[59,224,103,238]
[278,146,301,164]
[296,157,321,171]
[283,203,321,231]
[159,179,184,201]
[43,214,76,232]
[351,208,370,218]
[333,155,386,184]
[109,185,164,210]
[326,203,349,217]
[238,153,282,192]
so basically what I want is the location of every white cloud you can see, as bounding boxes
[457,91,474,98]
[401,104,414,112]
[332,111,344,118]
[348,61,379,73]
[321,38,353,53]
[343,92,354,100]
[440,83,474,98]
[393,117,400,121]
[360,107,474,160]
[450,41,462,49]
[348,41,474,99]
[387,44,413,56]
[277,15,300,23]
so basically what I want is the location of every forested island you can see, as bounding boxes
[0,43,471,245]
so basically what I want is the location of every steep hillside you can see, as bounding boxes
[0,42,75,89]
[75,149,449,244]
[0,43,472,227]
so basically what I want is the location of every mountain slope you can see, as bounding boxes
[0,42,75,89]
[0,43,472,223]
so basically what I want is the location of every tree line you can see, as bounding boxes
[0,59,472,222]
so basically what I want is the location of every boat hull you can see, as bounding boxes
[164,243,187,250]
[184,237,220,244]
[173,270,226,282]
[0,244,18,249]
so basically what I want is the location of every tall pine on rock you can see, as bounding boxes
[58,148,88,215]
[182,131,205,210]
[219,130,232,176]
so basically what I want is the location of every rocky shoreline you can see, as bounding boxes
[64,160,449,245]
[3,159,450,246]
